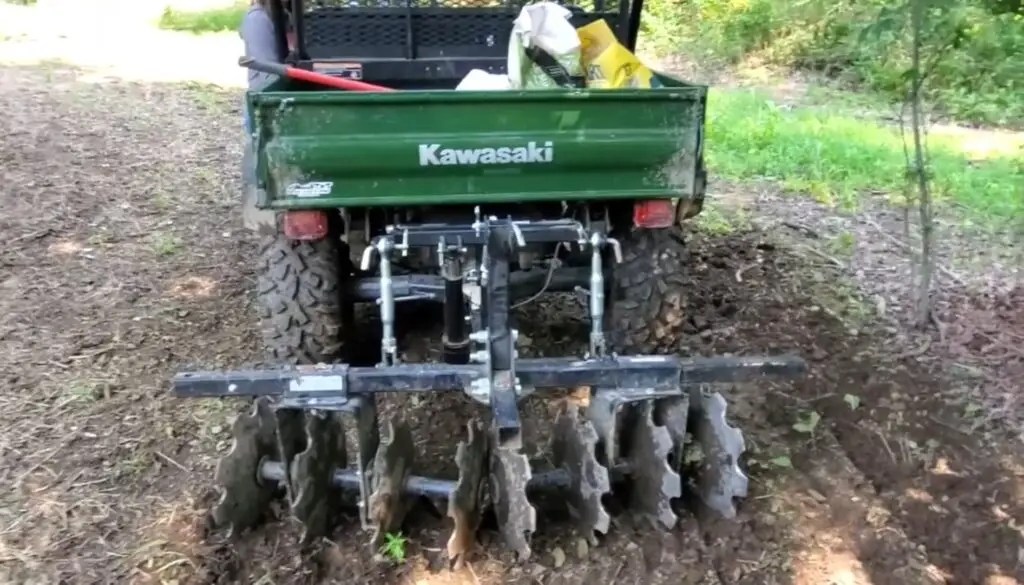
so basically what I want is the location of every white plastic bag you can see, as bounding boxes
[456,69,513,91]
[507,2,584,90]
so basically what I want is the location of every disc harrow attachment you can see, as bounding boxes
[175,214,806,561]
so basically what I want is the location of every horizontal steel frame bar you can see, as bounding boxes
[385,218,593,248]
[172,354,807,402]
[348,267,597,302]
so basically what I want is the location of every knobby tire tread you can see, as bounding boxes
[256,234,349,365]
[607,228,691,355]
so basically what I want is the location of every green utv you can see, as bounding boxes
[174,0,805,562]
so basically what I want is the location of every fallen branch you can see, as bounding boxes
[155,451,189,473]
[800,245,847,269]
[892,336,932,361]
[781,221,821,239]
[930,311,946,345]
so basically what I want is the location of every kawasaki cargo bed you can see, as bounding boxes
[247,77,707,209]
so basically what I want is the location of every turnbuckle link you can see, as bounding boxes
[586,232,622,358]
[364,236,399,366]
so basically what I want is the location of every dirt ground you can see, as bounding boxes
[1,63,1022,585]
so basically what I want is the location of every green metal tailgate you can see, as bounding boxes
[248,74,706,209]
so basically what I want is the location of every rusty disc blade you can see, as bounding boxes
[551,402,611,543]
[368,417,415,549]
[690,390,747,518]
[289,411,347,543]
[623,400,681,530]
[489,438,536,561]
[213,397,281,537]
[446,419,488,567]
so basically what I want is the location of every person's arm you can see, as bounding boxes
[239,7,283,91]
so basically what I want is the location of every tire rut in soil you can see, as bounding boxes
[694,383,937,585]
[800,358,1024,584]
[648,227,950,585]
[713,224,1024,583]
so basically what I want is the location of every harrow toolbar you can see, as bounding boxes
[173,212,806,563]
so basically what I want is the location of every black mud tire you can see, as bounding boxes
[256,234,352,365]
[606,228,691,355]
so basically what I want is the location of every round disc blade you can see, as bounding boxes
[446,419,488,567]
[551,402,612,542]
[213,397,281,537]
[489,438,536,561]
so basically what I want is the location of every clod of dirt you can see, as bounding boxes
[551,546,566,568]
[575,537,590,559]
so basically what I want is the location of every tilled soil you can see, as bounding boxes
[1,64,1022,585]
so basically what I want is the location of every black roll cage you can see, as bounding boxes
[265,0,645,87]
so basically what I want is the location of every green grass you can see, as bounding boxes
[151,232,182,256]
[706,90,1024,225]
[157,2,246,34]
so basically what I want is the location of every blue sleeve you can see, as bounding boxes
[239,8,283,91]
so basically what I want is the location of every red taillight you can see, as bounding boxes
[633,200,675,228]
[282,210,329,240]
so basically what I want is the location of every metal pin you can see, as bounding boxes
[399,228,410,258]
[472,206,484,237]
[510,222,526,248]
[606,237,624,264]
[359,245,376,272]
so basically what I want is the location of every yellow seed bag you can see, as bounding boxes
[576,19,662,89]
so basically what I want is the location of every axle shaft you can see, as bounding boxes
[259,459,456,500]
[258,457,634,501]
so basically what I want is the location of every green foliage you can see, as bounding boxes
[643,0,1024,126]
[157,2,247,34]
[844,394,862,410]
[380,532,407,562]
[706,89,1024,223]
[638,0,689,53]
[792,410,822,434]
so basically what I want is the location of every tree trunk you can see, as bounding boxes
[909,0,935,328]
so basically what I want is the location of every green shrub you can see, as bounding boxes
[643,0,1024,126]
[157,2,247,34]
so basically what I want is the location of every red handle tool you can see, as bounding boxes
[239,56,393,92]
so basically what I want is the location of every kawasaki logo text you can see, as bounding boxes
[418,141,554,166]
